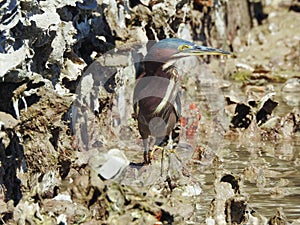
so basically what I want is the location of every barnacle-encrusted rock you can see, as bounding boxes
[282,78,300,106]
[0,0,21,31]
[0,1,300,224]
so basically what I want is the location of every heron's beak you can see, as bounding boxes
[181,45,231,56]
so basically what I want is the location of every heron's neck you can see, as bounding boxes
[144,61,163,75]
[144,60,177,80]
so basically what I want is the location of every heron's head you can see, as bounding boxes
[144,38,231,63]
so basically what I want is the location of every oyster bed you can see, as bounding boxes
[0,0,300,224]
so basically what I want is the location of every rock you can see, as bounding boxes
[268,208,287,225]
[282,78,300,106]
[0,112,19,129]
[225,197,247,224]
[97,149,130,180]
[0,0,21,31]
[0,44,29,79]
[181,184,202,197]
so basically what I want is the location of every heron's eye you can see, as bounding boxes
[178,44,192,51]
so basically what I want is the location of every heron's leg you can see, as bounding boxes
[147,143,165,176]
[166,133,186,177]
[161,147,164,177]
[166,134,173,177]
[169,149,182,164]
[150,145,164,160]
[168,126,183,163]
[143,138,150,164]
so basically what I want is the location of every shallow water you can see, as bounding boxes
[191,81,300,222]
[180,134,299,223]
[250,143,299,220]
[221,140,298,220]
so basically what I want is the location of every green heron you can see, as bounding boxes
[133,38,230,164]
